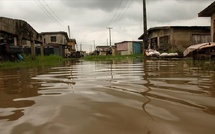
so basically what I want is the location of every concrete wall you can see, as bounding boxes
[148,27,210,51]
[172,28,192,50]
[0,17,41,45]
[172,28,210,51]
[43,34,67,45]
[148,29,171,50]
[0,17,16,34]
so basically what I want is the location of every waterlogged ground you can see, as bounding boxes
[0,59,215,134]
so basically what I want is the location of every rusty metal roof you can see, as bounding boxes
[183,42,215,57]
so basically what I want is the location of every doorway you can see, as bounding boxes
[213,20,215,42]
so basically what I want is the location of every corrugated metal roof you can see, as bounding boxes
[183,42,215,57]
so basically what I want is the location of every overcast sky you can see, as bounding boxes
[0,0,214,52]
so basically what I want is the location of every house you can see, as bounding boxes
[40,31,69,57]
[96,46,111,55]
[115,41,142,55]
[0,17,42,46]
[138,26,210,52]
[111,45,117,56]
[199,1,215,42]
[182,1,215,60]
[67,39,77,52]
[0,17,42,59]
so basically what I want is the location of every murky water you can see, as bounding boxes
[0,59,215,134]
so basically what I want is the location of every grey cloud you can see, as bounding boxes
[147,0,214,23]
[62,0,122,11]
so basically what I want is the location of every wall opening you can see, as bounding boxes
[213,20,215,42]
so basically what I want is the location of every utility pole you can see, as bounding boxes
[143,0,148,53]
[80,44,82,51]
[107,38,109,46]
[68,25,71,39]
[94,40,96,51]
[107,27,112,47]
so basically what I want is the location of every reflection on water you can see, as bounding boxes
[0,67,44,122]
[0,59,215,134]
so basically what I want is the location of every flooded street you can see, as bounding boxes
[0,59,215,134]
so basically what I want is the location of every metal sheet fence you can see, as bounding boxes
[23,47,54,56]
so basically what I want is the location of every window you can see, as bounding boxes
[159,36,169,50]
[51,36,56,42]
[150,37,158,49]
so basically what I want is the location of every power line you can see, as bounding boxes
[112,0,134,26]
[37,0,65,26]
[41,0,67,26]
[108,0,135,27]
[109,0,129,26]
[108,0,124,27]
[34,0,66,27]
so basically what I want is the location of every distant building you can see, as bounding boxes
[96,46,111,55]
[115,41,142,55]
[199,1,215,42]
[111,45,117,56]
[138,26,210,52]
[68,39,77,52]
[41,31,69,57]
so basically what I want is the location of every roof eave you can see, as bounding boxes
[198,1,215,17]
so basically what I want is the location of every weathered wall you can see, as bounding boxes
[148,28,171,49]
[172,28,192,50]
[212,13,215,42]
[0,17,41,45]
[148,27,210,51]
[116,42,128,51]
[0,17,16,34]
[116,42,131,55]
[172,28,210,51]
[43,34,67,45]
[132,42,142,54]
[116,41,142,55]
[127,42,132,55]
[67,41,76,51]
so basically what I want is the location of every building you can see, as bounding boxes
[68,39,77,52]
[115,41,142,55]
[0,17,42,45]
[0,17,42,59]
[199,1,215,42]
[96,46,111,55]
[138,26,210,52]
[40,31,69,57]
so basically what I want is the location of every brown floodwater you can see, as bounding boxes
[0,59,215,134]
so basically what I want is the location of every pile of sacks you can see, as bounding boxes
[145,49,179,58]
[160,52,179,57]
[145,49,160,57]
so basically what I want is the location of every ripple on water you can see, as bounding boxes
[1,60,215,134]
